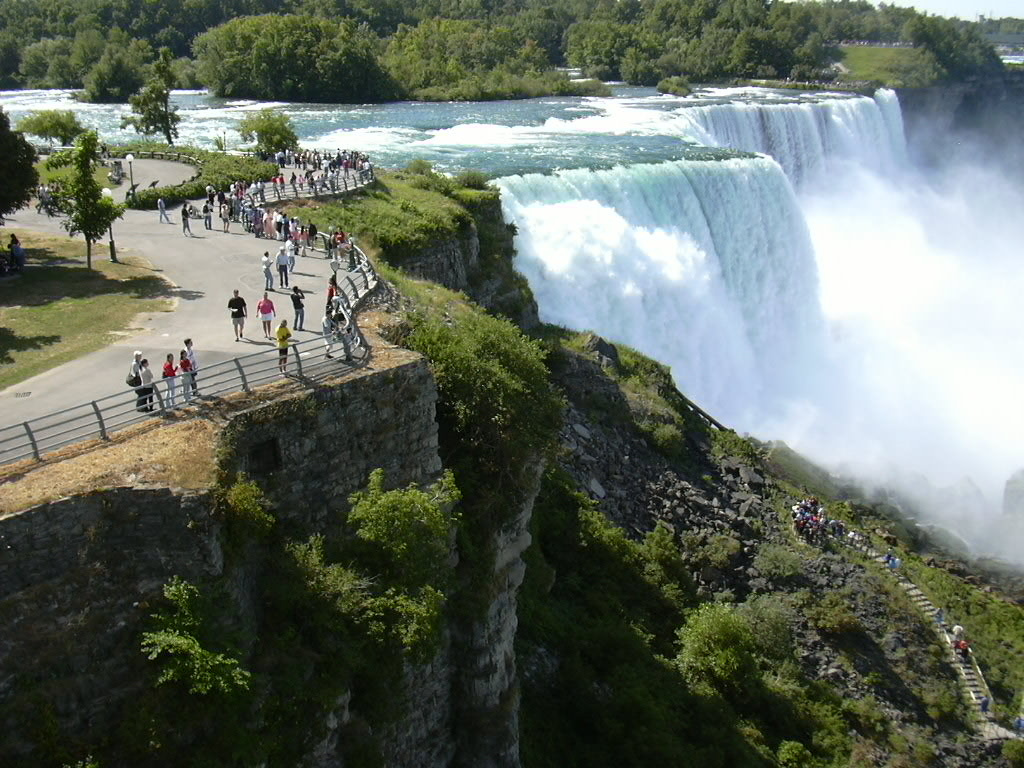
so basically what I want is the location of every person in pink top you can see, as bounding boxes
[257,292,276,339]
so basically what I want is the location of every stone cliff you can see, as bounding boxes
[897,70,1024,170]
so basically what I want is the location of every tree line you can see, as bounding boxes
[0,0,1009,102]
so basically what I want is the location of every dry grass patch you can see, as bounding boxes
[0,419,218,516]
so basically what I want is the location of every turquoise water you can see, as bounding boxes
[0,85,862,177]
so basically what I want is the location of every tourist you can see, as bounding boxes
[275,246,289,289]
[162,353,178,407]
[158,197,171,224]
[178,350,193,402]
[276,319,292,373]
[136,358,154,412]
[290,286,306,331]
[286,237,296,273]
[262,252,274,290]
[228,289,247,341]
[308,222,318,252]
[181,205,192,237]
[9,234,25,271]
[126,350,143,397]
[326,274,339,312]
[202,201,212,230]
[184,338,199,398]
[322,313,336,359]
[257,292,276,339]
[221,202,231,233]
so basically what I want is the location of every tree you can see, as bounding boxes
[17,110,86,146]
[238,109,299,154]
[0,109,39,221]
[122,48,181,144]
[46,131,125,269]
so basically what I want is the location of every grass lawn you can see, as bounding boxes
[0,229,173,390]
[839,46,919,84]
[34,159,121,191]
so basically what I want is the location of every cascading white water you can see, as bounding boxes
[500,89,1024,559]
[498,156,825,426]
[672,90,908,186]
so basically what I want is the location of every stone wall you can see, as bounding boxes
[0,352,452,766]
[217,355,443,531]
[0,488,221,758]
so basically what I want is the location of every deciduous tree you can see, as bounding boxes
[46,130,125,269]
[122,48,181,144]
[17,110,86,146]
[238,109,299,154]
[0,109,39,221]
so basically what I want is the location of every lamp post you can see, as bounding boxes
[102,188,118,263]
[125,153,135,200]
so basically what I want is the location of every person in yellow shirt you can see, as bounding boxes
[276,319,292,373]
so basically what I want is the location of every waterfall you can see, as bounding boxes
[671,89,908,186]
[498,156,825,426]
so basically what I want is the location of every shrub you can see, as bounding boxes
[808,591,862,635]
[700,534,742,569]
[754,543,803,583]
[676,602,758,697]
[776,740,813,768]
[657,76,692,96]
[347,468,460,589]
[1003,740,1024,767]
[140,577,251,695]
[455,169,491,190]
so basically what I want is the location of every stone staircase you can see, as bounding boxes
[836,536,1020,741]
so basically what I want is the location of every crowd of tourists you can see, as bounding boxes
[791,497,847,544]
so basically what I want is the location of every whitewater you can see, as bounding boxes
[497,90,1024,558]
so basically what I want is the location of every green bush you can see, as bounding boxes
[454,169,491,190]
[677,602,759,699]
[348,468,460,590]
[808,591,862,635]
[657,75,692,96]
[776,740,813,768]
[753,543,802,583]
[700,534,742,569]
[140,577,251,696]
[1003,740,1024,767]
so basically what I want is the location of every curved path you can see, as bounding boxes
[0,159,366,428]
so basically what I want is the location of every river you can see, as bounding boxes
[3,85,1023,557]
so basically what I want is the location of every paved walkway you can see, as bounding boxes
[1,159,367,428]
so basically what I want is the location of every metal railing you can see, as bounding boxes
[0,247,379,468]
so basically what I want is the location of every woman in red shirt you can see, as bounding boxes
[162,353,178,407]
[256,292,276,339]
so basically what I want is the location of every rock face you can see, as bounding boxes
[897,71,1024,172]
[454,459,545,768]
[1003,469,1024,518]
[401,223,480,292]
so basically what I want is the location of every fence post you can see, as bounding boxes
[343,176,349,191]
[234,358,250,392]
[293,342,303,377]
[91,401,108,440]
[346,276,359,299]
[22,421,40,460]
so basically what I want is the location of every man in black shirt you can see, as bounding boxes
[228,289,248,341]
